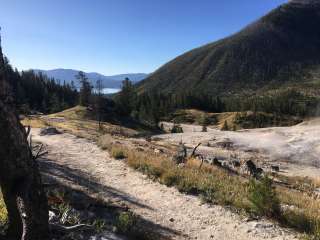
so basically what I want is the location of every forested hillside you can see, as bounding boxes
[3,58,78,114]
[136,0,320,119]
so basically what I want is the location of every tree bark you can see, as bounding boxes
[0,39,49,239]
[0,101,49,240]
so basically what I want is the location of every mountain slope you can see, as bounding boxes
[34,69,148,88]
[138,0,320,95]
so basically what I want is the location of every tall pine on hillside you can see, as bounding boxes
[76,71,92,106]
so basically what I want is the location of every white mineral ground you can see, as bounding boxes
[158,118,320,179]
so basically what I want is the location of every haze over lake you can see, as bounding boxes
[102,88,120,94]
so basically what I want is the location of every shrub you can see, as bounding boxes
[221,120,229,131]
[202,125,207,132]
[116,212,137,233]
[248,176,280,218]
[171,124,183,133]
[161,169,181,186]
[97,134,115,151]
[111,146,127,159]
[93,219,106,233]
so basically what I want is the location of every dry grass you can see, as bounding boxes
[124,148,250,210]
[48,106,90,120]
[0,191,7,228]
[97,134,116,151]
[21,106,140,140]
[111,146,127,159]
[101,143,320,237]
[21,116,48,128]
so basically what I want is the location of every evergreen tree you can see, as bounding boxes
[76,71,92,106]
[221,120,229,131]
[115,78,137,116]
[95,79,103,130]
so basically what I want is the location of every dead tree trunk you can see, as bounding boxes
[0,34,49,239]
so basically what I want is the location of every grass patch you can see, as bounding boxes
[97,134,115,151]
[111,146,127,159]
[248,176,280,218]
[21,106,150,140]
[115,211,137,233]
[104,143,320,238]
[126,149,250,209]
[0,192,7,232]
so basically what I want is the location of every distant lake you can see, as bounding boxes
[102,88,121,94]
[80,88,121,95]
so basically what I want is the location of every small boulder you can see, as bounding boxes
[271,165,280,172]
[40,127,61,136]
[49,211,58,223]
[231,160,241,168]
[212,157,222,167]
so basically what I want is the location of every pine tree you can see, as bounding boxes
[95,79,103,130]
[76,71,92,106]
[115,78,137,116]
[221,120,229,131]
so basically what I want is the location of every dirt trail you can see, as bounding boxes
[33,129,298,240]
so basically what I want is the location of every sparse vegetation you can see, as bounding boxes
[171,124,183,133]
[101,143,320,238]
[92,219,107,233]
[0,192,7,231]
[111,146,127,159]
[248,176,280,218]
[115,211,137,233]
[221,120,229,131]
[124,148,250,208]
[97,134,115,150]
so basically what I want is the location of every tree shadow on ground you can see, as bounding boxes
[39,158,182,240]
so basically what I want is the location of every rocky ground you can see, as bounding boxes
[158,120,320,179]
[33,129,299,240]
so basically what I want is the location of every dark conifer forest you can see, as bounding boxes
[3,57,78,114]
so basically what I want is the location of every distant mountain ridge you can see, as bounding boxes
[33,69,148,88]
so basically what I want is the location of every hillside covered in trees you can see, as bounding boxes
[135,0,320,119]
[3,58,78,114]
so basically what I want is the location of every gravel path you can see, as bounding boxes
[33,129,298,240]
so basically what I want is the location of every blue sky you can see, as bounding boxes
[0,0,287,75]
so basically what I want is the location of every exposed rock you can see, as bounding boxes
[212,157,222,167]
[231,160,241,168]
[49,211,59,223]
[89,231,128,240]
[271,166,280,172]
[240,160,263,179]
[216,139,233,149]
[40,127,61,136]
[154,148,164,154]
[313,188,320,199]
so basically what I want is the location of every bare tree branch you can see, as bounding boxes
[191,143,202,158]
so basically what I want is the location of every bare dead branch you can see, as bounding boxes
[36,151,48,159]
[33,144,48,160]
[33,144,44,160]
[191,143,202,157]
[50,223,93,233]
